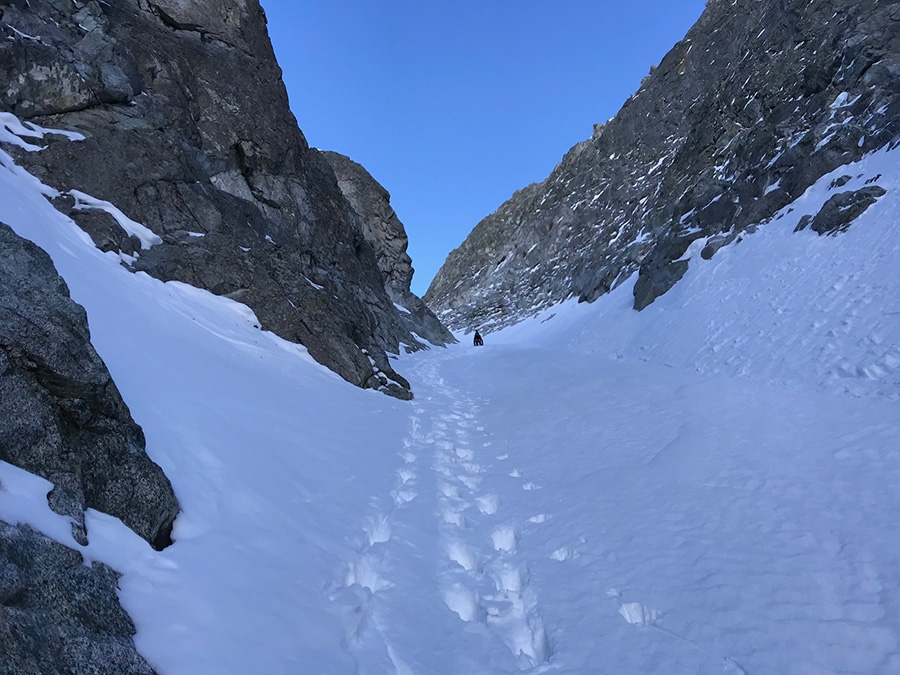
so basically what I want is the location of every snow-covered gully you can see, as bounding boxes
[332,352,553,674]
[1,118,898,673]
[331,329,900,674]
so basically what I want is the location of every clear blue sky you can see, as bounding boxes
[261,1,707,295]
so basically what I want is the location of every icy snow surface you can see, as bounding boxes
[0,122,899,673]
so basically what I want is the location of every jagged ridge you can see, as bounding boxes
[425,0,900,333]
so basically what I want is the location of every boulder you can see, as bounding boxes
[800,186,887,235]
[0,222,179,549]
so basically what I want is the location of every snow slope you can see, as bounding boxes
[1,118,899,674]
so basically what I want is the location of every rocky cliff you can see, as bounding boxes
[322,151,456,347]
[1,0,450,400]
[0,222,176,673]
[425,0,900,332]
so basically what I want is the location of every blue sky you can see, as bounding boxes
[261,1,707,295]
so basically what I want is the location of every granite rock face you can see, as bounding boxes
[1,0,447,399]
[0,222,179,550]
[425,0,900,333]
[0,522,155,675]
[0,221,176,673]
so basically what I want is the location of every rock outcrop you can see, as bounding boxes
[425,0,900,332]
[0,522,155,675]
[0,221,177,673]
[1,0,448,399]
[0,222,179,550]
[322,151,456,348]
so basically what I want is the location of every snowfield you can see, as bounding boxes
[1,118,899,673]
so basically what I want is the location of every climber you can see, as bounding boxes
[473,330,483,346]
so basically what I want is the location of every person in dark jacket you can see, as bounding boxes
[473,330,483,346]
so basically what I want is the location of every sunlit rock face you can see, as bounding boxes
[2,0,450,399]
[425,0,900,334]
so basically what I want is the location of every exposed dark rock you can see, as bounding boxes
[633,259,690,311]
[632,236,695,310]
[426,0,900,331]
[0,522,155,675]
[798,186,887,235]
[1,0,448,399]
[700,233,737,260]
[321,151,457,349]
[0,217,174,672]
[0,222,179,549]
[829,175,853,190]
[320,152,415,300]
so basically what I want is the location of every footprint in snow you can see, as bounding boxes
[344,555,391,593]
[491,525,518,553]
[443,584,482,622]
[492,563,525,595]
[457,474,481,491]
[331,584,372,647]
[456,447,474,461]
[446,540,479,572]
[618,602,661,626]
[440,505,466,527]
[475,494,500,515]
[438,482,460,499]
[391,488,417,505]
[551,547,575,561]
[435,464,455,478]
[363,513,391,546]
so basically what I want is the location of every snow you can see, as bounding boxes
[304,275,324,290]
[5,24,41,41]
[0,461,79,547]
[0,119,899,673]
[0,111,85,145]
[830,91,861,110]
[70,189,163,249]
